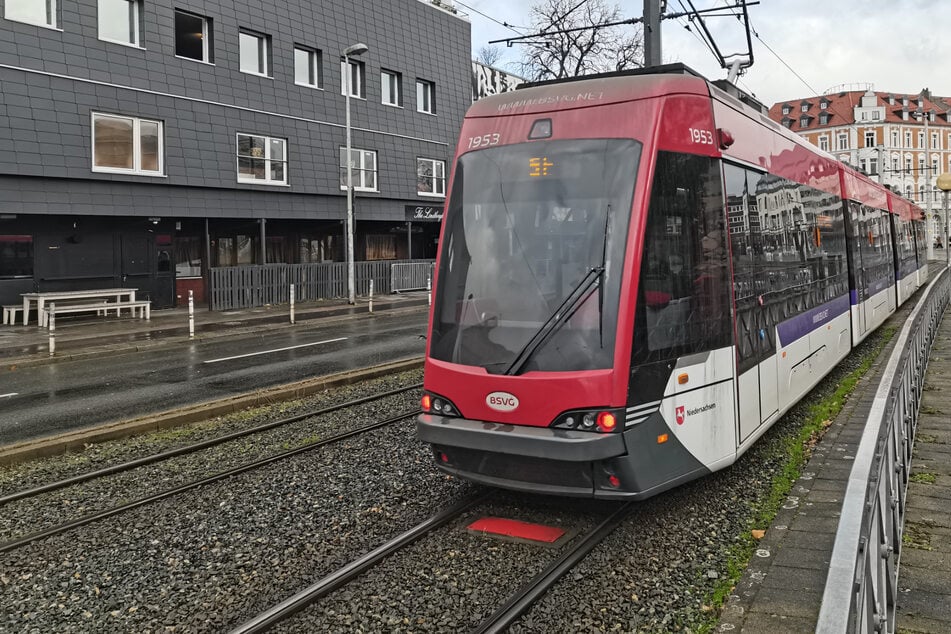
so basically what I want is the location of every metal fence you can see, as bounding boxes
[208,259,435,310]
[817,267,950,634]
[391,261,435,293]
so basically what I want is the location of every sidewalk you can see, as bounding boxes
[0,292,431,367]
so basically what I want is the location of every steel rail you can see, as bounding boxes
[0,383,422,506]
[471,501,635,634]
[228,492,491,634]
[0,409,422,555]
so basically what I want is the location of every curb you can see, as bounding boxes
[0,356,425,466]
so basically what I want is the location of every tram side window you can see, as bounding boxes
[632,152,731,365]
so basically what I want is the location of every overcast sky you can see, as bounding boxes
[460,0,951,106]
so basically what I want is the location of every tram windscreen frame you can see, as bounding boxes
[429,138,641,374]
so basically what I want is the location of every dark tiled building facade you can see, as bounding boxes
[0,0,470,307]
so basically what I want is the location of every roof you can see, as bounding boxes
[768,90,951,132]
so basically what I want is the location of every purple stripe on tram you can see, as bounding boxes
[850,289,858,304]
[777,294,851,348]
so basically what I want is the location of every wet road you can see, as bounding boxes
[0,311,429,445]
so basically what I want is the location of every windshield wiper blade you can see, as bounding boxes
[503,265,604,376]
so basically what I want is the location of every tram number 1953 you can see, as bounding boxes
[467,133,501,149]
[689,128,715,145]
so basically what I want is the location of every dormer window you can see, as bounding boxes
[820,101,828,110]
[781,105,791,115]
[819,113,830,125]
[781,117,792,128]
[801,104,809,112]
[800,116,809,127]
[930,111,935,122]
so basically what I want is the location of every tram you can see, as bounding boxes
[416,65,928,499]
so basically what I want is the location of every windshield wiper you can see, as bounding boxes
[502,265,604,376]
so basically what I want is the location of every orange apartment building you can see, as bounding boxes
[768,86,951,243]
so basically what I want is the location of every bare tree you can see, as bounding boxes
[476,45,504,68]
[517,0,643,81]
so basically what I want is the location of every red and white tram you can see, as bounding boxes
[416,65,928,499]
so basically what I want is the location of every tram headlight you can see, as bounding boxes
[550,408,624,433]
[422,391,462,419]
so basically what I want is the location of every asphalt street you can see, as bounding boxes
[0,309,429,445]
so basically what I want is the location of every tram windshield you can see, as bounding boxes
[429,138,640,373]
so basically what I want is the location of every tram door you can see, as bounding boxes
[724,165,779,442]
[846,201,869,338]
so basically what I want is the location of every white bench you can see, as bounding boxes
[2,305,22,325]
[43,300,151,327]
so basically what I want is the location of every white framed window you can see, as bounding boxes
[237,134,286,185]
[98,0,141,47]
[781,105,790,115]
[891,130,899,147]
[892,157,899,172]
[818,136,829,152]
[932,132,939,149]
[820,101,827,110]
[905,157,912,173]
[799,116,809,128]
[801,104,808,112]
[381,69,401,107]
[339,147,377,192]
[417,158,445,197]
[239,30,270,76]
[837,133,848,151]
[905,131,912,147]
[294,46,322,88]
[918,131,925,148]
[416,79,435,114]
[175,10,212,63]
[92,113,163,175]
[5,0,56,28]
[340,59,365,98]
[864,131,875,147]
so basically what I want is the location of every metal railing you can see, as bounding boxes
[817,267,950,633]
[208,259,435,310]
[391,261,435,293]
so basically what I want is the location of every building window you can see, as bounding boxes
[819,113,829,125]
[237,134,286,185]
[892,157,899,172]
[820,101,827,110]
[932,133,939,149]
[864,131,875,148]
[175,10,212,62]
[365,235,397,260]
[799,116,809,128]
[416,79,435,114]
[0,235,33,278]
[818,136,829,151]
[905,158,912,173]
[5,0,55,28]
[339,147,377,191]
[382,69,402,106]
[781,105,790,115]
[417,158,445,197]
[801,104,808,112]
[869,159,878,175]
[92,113,163,175]
[905,131,912,147]
[891,130,899,147]
[99,0,140,47]
[294,46,322,88]
[340,59,366,98]
[239,30,270,76]
[837,133,848,151]
[918,132,925,148]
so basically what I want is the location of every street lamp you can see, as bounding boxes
[343,42,368,305]
[937,172,951,268]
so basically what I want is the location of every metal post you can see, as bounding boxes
[204,217,212,311]
[369,279,374,313]
[188,290,195,338]
[427,275,432,306]
[945,190,950,268]
[290,283,296,324]
[925,112,934,260]
[48,303,55,357]
[345,57,356,305]
[643,0,662,67]
[259,218,266,265]
[407,221,412,260]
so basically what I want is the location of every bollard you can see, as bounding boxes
[48,303,55,357]
[188,290,195,338]
[369,279,374,313]
[290,284,295,324]
[427,275,432,306]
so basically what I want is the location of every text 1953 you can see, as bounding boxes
[467,133,501,149]
[689,128,714,145]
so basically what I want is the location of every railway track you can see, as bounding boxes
[230,497,635,634]
[0,407,422,554]
[0,382,422,506]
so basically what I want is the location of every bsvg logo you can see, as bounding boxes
[486,391,519,412]
[675,405,685,425]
